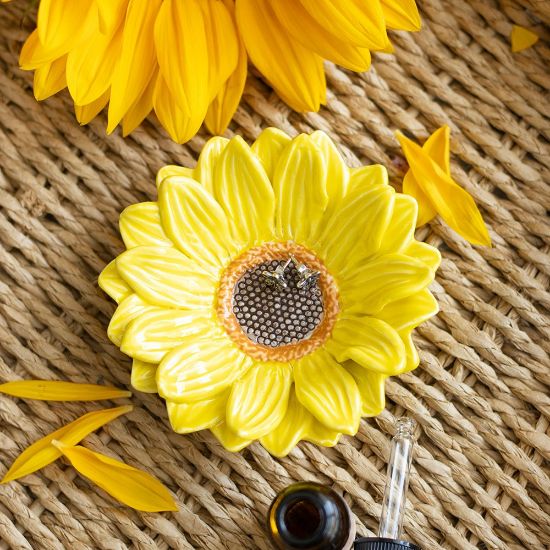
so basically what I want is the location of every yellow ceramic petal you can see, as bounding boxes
[131,360,158,393]
[122,69,157,137]
[52,442,177,512]
[305,420,342,448]
[66,0,126,105]
[299,0,389,50]
[166,391,228,434]
[377,194,418,255]
[33,55,67,101]
[380,0,421,31]
[75,89,109,125]
[340,253,433,314]
[214,136,276,247]
[294,349,361,434]
[107,293,152,347]
[315,184,394,275]
[156,165,195,189]
[260,390,311,457]
[157,336,253,403]
[107,0,161,132]
[271,1,371,72]
[345,362,387,417]
[236,0,326,112]
[121,309,212,363]
[273,134,328,242]
[154,0,207,117]
[194,136,230,193]
[402,171,437,227]
[0,381,130,401]
[226,362,291,440]
[1,405,131,483]
[115,245,216,308]
[98,260,132,304]
[326,316,406,375]
[404,241,441,273]
[211,422,251,452]
[511,25,539,53]
[251,128,292,181]
[347,164,389,195]
[158,177,236,268]
[37,0,96,52]
[396,132,491,246]
[119,202,171,249]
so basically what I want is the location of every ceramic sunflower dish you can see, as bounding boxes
[99,129,440,457]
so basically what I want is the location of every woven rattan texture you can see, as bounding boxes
[0,1,549,549]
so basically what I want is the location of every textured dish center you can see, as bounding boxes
[232,260,324,348]
[217,242,339,362]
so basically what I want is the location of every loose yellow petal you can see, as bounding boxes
[107,293,153,348]
[294,349,361,434]
[122,69,157,137]
[52,442,177,512]
[166,391,228,434]
[131,360,158,394]
[273,134,328,242]
[1,405,131,483]
[380,0,421,31]
[226,362,292,440]
[236,0,326,112]
[211,422,251,452]
[107,0,161,133]
[116,245,216,308]
[511,25,539,53]
[0,381,131,401]
[397,131,491,246]
[194,136,229,193]
[33,55,67,101]
[345,362,387,417]
[98,259,132,304]
[402,171,437,227]
[251,128,292,181]
[213,136,276,247]
[119,202,171,249]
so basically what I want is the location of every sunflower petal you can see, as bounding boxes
[402,171,437,227]
[251,128,292,180]
[340,253,433,314]
[131,360,158,393]
[227,362,291,440]
[214,136,276,246]
[119,202,171,249]
[98,260,132,303]
[167,391,228,434]
[346,362,386,416]
[121,309,212,363]
[326,316,406,374]
[305,420,342,448]
[396,132,491,246]
[211,422,251,452]
[156,165,195,189]
[511,25,539,53]
[107,0,161,132]
[75,89,110,125]
[380,0,421,31]
[33,55,67,100]
[52,442,177,512]
[298,0,389,50]
[157,336,252,403]
[1,405,131,483]
[236,0,325,112]
[116,245,216,308]
[404,241,441,273]
[107,293,153,347]
[294,349,361,434]
[377,194,417,254]
[347,164,389,194]
[273,134,328,242]
[194,136,229,193]
[122,69,157,136]
[0,381,130,401]
[158,177,236,267]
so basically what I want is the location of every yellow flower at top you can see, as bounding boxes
[99,129,440,456]
[18,0,421,143]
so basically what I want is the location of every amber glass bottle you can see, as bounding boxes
[267,482,355,550]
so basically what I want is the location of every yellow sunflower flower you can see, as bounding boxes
[99,129,439,457]
[18,0,421,143]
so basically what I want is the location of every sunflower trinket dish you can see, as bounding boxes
[99,129,440,457]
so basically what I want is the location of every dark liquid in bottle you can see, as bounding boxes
[284,500,322,540]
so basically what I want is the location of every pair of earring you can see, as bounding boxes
[261,256,320,290]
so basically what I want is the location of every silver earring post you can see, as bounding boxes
[290,256,321,289]
[260,258,292,289]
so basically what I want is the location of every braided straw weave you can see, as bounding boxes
[1,1,549,549]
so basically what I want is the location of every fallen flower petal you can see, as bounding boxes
[1,405,132,483]
[397,129,491,246]
[0,380,131,401]
[52,441,178,512]
[511,25,539,53]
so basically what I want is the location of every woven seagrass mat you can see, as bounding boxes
[1,1,549,549]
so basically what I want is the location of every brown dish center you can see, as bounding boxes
[217,242,339,362]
